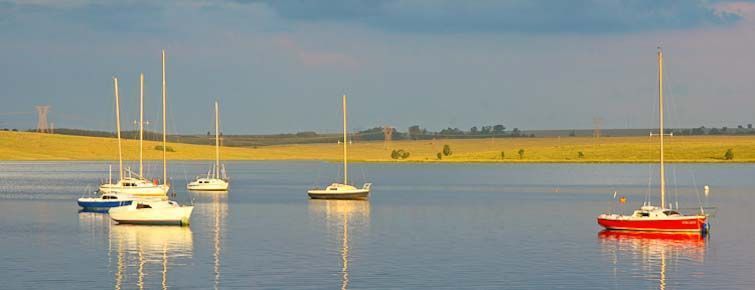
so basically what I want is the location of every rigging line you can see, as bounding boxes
[690,170,705,214]
[645,135,652,205]
[672,165,679,210]
[360,166,367,184]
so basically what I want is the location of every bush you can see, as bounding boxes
[155,145,175,152]
[518,149,525,159]
[443,144,452,156]
[437,152,442,160]
[578,152,584,158]
[724,148,734,160]
[391,149,411,160]
[500,151,505,160]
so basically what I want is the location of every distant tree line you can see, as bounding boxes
[402,124,534,140]
[670,124,755,136]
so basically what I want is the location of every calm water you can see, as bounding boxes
[0,161,753,289]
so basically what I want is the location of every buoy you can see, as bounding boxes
[704,185,710,197]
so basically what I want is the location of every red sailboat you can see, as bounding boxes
[597,48,709,233]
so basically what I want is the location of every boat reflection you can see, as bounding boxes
[193,193,228,290]
[109,224,194,290]
[308,200,370,290]
[598,230,707,290]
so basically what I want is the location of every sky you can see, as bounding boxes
[1,0,755,134]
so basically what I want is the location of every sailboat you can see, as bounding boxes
[99,53,171,198]
[188,100,229,191]
[109,199,194,226]
[597,47,709,233]
[308,95,372,200]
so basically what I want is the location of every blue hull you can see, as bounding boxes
[78,200,133,209]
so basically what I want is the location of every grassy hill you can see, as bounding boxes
[1,131,755,163]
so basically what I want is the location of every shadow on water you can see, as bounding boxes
[308,200,371,290]
[598,230,707,289]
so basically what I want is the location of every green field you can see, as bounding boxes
[1,131,754,163]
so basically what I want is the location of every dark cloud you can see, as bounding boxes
[241,0,741,33]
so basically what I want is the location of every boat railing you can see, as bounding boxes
[676,207,718,218]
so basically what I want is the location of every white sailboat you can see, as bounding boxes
[188,100,229,191]
[308,95,372,200]
[109,199,194,226]
[100,53,171,198]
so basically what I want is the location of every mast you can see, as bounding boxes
[139,73,144,177]
[215,100,220,179]
[162,49,168,185]
[113,77,124,181]
[658,47,666,209]
[342,95,348,185]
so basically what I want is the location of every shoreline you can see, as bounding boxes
[2,131,755,164]
[0,158,752,164]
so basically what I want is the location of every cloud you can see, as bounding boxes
[240,0,743,34]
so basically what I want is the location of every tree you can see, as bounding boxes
[518,149,525,159]
[578,151,584,158]
[443,144,452,156]
[439,128,463,135]
[408,125,422,140]
[512,128,521,137]
[481,126,492,135]
[724,148,734,160]
[391,150,400,159]
[500,151,505,160]
[470,126,479,135]
[493,125,506,134]
[437,152,442,160]
[569,130,576,137]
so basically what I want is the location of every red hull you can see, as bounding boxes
[597,216,706,232]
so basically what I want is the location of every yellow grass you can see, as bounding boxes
[2,131,755,163]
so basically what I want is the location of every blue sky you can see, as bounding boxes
[1,0,754,134]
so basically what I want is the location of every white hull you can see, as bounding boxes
[109,200,193,226]
[187,178,228,191]
[308,183,371,200]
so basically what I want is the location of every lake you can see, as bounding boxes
[0,161,753,289]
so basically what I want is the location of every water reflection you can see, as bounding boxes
[598,231,707,289]
[308,200,370,290]
[109,224,194,290]
[193,193,228,290]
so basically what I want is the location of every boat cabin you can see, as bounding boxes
[631,205,681,218]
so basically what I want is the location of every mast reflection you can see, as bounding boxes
[109,224,193,290]
[193,193,228,290]
[308,200,370,290]
[598,230,707,290]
